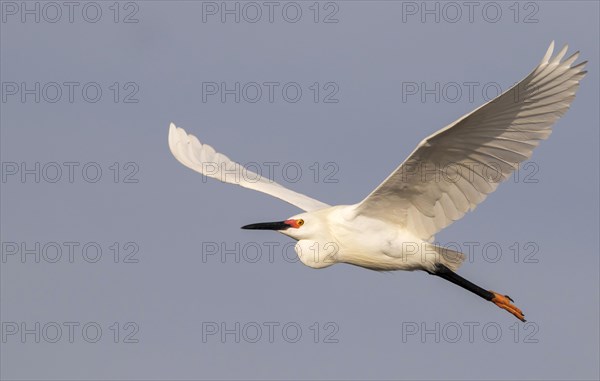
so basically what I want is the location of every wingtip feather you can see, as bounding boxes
[168,122,180,155]
[550,44,569,65]
[541,41,555,64]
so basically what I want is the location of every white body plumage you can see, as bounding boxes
[282,205,464,272]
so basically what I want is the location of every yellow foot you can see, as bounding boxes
[490,292,526,322]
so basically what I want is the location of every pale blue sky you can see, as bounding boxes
[1,1,599,380]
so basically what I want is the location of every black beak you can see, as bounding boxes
[241,221,290,230]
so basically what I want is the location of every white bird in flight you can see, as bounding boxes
[169,42,586,322]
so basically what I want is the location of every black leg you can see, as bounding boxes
[426,263,525,321]
[427,263,496,301]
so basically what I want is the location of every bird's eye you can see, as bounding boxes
[297,219,304,226]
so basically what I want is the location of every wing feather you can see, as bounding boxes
[353,42,586,241]
[168,124,330,212]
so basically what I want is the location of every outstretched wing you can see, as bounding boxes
[353,42,587,241]
[168,123,330,212]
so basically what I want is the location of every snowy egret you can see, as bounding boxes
[169,42,586,322]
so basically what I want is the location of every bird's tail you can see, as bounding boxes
[427,244,466,272]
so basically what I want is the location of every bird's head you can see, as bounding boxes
[241,212,318,240]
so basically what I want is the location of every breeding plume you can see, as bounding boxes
[169,42,586,321]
